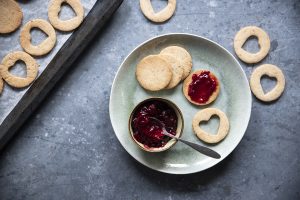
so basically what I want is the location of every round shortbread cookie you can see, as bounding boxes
[0,74,3,94]
[250,64,285,102]
[0,0,23,34]
[183,70,220,106]
[159,54,183,89]
[136,55,172,91]
[0,51,39,88]
[140,0,176,23]
[160,46,192,79]
[234,26,270,64]
[20,19,57,56]
[192,108,230,144]
[48,0,84,31]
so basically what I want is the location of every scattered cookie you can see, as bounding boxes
[136,55,172,91]
[192,108,230,144]
[183,70,220,106]
[250,64,285,102]
[0,51,39,88]
[140,0,176,23]
[234,26,270,64]
[160,46,192,79]
[20,19,57,56]
[0,0,23,34]
[0,74,3,94]
[48,0,84,31]
[159,54,183,89]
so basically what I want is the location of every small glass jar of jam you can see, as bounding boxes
[129,98,184,152]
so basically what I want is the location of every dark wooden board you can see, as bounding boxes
[0,0,123,150]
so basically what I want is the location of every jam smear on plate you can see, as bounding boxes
[131,100,177,148]
[188,71,218,104]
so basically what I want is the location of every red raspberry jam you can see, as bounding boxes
[131,100,177,148]
[188,71,218,104]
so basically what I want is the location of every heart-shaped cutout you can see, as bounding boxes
[59,2,77,20]
[30,27,49,46]
[199,114,220,136]
[150,0,168,13]
[8,60,27,78]
[260,74,277,94]
[242,35,260,53]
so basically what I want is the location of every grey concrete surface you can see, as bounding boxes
[0,0,299,199]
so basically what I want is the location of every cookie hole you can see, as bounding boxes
[242,36,260,53]
[199,115,220,135]
[30,28,48,46]
[9,61,27,78]
[59,2,76,20]
[150,0,168,13]
[261,75,277,94]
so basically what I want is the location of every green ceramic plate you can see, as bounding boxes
[110,33,252,174]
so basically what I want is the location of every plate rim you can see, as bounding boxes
[109,33,252,174]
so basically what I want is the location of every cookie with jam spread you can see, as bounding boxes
[183,70,220,105]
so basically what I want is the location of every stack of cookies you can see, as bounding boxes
[135,46,230,144]
[136,46,192,91]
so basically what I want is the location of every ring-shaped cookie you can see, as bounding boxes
[20,19,56,56]
[140,0,176,23]
[250,64,285,102]
[234,26,270,64]
[192,108,230,144]
[0,51,39,88]
[48,0,84,31]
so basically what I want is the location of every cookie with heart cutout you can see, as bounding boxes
[193,108,230,144]
[250,64,285,102]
